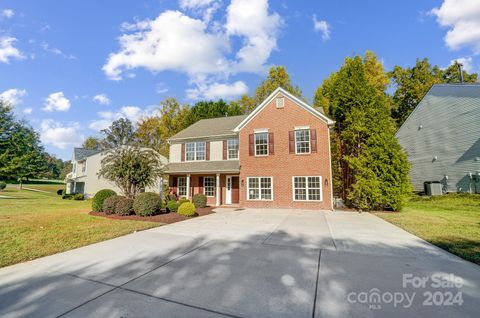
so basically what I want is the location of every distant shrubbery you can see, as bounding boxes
[92,189,117,212]
[0,182,6,191]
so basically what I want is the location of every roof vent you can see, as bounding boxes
[276,96,284,109]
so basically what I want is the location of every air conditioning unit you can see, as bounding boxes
[424,181,443,196]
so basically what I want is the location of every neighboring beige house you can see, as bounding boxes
[65,147,168,198]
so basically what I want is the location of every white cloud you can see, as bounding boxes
[92,93,111,105]
[0,88,27,106]
[313,15,330,40]
[450,56,474,72]
[1,9,14,18]
[43,92,71,112]
[103,0,281,98]
[40,120,83,149]
[41,42,76,59]
[103,10,229,81]
[22,107,33,114]
[187,80,248,99]
[225,0,282,73]
[155,82,169,94]
[431,0,480,53]
[179,0,221,22]
[89,106,146,131]
[0,36,24,63]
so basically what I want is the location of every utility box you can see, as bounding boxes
[424,181,443,196]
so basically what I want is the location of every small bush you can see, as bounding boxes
[134,192,161,216]
[115,196,134,215]
[92,189,117,212]
[166,193,177,202]
[62,194,72,200]
[192,193,207,208]
[56,189,63,195]
[166,200,179,212]
[103,195,120,214]
[73,193,84,200]
[178,202,196,217]
[178,198,189,205]
[0,182,6,191]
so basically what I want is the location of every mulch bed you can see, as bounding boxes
[89,206,215,224]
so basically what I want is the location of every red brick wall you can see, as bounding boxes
[238,95,333,210]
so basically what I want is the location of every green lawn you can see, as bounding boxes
[375,194,480,265]
[0,185,161,268]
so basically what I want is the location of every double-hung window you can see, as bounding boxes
[293,176,322,201]
[247,177,272,200]
[203,177,215,197]
[186,141,206,161]
[295,129,310,154]
[227,139,239,159]
[254,133,269,156]
[177,177,187,196]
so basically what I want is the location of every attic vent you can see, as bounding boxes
[276,97,284,109]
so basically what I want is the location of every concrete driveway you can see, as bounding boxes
[0,209,479,317]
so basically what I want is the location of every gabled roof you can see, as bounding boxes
[233,87,335,132]
[73,148,102,161]
[169,115,247,141]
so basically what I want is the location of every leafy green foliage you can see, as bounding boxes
[177,202,196,217]
[103,195,120,214]
[92,189,117,212]
[98,146,164,199]
[0,182,6,191]
[167,200,179,212]
[73,193,84,201]
[133,192,161,216]
[82,136,102,150]
[178,198,189,205]
[115,196,134,216]
[390,58,477,126]
[183,100,243,127]
[56,189,63,195]
[192,193,207,208]
[101,118,136,149]
[315,53,411,211]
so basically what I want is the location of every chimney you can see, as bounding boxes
[457,62,464,83]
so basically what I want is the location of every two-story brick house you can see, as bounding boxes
[165,87,335,210]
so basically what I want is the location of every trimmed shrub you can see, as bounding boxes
[134,192,161,216]
[103,195,119,214]
[56,189,63,195]
[115,196,134,216]
[166,200,179,213]
[92,189,117,212]
[73,193,84,200]
[62,194,72,200]
[178,198,189,205]
[178,202,196,217]
[0,182,6,191]
[192,193,207,208]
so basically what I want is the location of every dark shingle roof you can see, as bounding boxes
[165,160,240,173]
[73,148,102,161]
[169,115,247,141]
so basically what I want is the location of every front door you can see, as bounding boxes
[226,176,240,204]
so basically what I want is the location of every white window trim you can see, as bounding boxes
[294,129,311,155]
[246,176,273,201]
[292,176,323,202]
[254,132,269,157]
[227,138,239,160]
[185,141,206,162]
[81,160,87,175]
[177,177,187,196]
[203,176,215,197]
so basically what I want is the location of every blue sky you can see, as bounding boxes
[0,0,479,160]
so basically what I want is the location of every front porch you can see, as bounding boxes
[168,174,240,207]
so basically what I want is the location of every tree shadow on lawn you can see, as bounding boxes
[0,229,479,317]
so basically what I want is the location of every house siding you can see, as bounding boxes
[396,85,480,193]
[238,94,333,210]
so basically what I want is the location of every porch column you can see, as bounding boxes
[159,176,164,201]
[73,181,77,193]
[186,174,191,199]
[216,173,220,206]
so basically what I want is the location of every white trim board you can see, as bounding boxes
[233,87,335,132]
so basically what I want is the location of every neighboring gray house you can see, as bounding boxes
[396,84,480,193]
[65,147,168,198]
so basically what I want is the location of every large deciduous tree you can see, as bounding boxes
[98,146,164,199]
[82,136,102,150]
[101,118,136,149]
[183,99,243,128]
